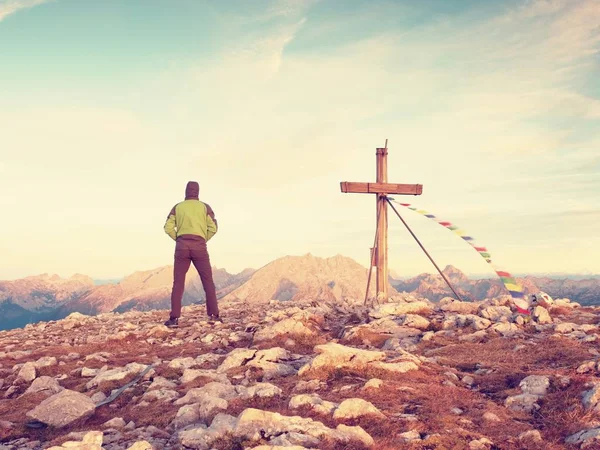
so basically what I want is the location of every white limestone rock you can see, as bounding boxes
[332,398,385,420]
[26,389,96,428]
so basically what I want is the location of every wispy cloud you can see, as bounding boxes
[0,0,51,22]
[213,0,316,78]
[265,0,318,20]
[236,17,307,77]
[0,0,598,278]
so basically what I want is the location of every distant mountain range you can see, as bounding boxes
[0,266,254,331]
[1,254,599,330]
[390,266,600,306]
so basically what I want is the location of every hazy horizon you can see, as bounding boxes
[2,250,599,283]
[1,0,598,280]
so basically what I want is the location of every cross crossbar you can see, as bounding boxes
[340,181,423,195]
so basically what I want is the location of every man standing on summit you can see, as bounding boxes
[163,181,220,327]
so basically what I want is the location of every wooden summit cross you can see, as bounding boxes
[340,141,423,300]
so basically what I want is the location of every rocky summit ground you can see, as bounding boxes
[2,294,600,449]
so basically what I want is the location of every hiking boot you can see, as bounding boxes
[164,317,179,328]
[208,315,223,325]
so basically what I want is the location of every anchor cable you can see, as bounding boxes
[386,197,464,302]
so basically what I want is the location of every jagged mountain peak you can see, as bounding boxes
[442,265,468,280]
[224,254,396,303]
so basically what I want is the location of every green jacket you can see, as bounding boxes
[164,200,218,242]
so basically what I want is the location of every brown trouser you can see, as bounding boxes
[170,236,218,319]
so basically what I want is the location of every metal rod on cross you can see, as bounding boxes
[340,141,423,301]
[364,199,382,305]
[386,198,464,302]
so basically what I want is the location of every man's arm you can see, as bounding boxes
[205,203,218,241]
[164,206,177,241]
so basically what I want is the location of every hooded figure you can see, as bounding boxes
[185,181,199,199]
[163,181,220,327]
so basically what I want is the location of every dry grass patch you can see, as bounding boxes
[117,398,180,429]
[319,437,372,450]
[207,434,250,450]
[426,336,593,374]
[152,364,181,381]
[531,375,594,445]
[305,367,546,449]
[0,392,49,441]
[412,335,598,448]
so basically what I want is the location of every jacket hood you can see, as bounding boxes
[185,181,199,200]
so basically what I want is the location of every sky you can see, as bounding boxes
[0,0,599,281]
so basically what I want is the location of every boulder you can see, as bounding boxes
[583,385,600,411]
[439,298,479,314]
[480,306,512,322]
[332,398,385,420]
[168,357,197,371]
[399,429,421,443]
[299,342,419,378]
[298,343,383,376]
[519,375,550,396]
[46,431,103,450]
[246,348,297,379]
[86,363,148,389]
[148,376,178,391]
[397,314,430,330]
[289,394,338,415]
[491,322,521,337]
[555,322,578,333]
[254,318,316,342]
[140,388,179,403]
[533,306,552,324]
[566,428,600,448]
[519,430,543,443]
[370,301,430,318]
[177,413,237,449]
[173,404,203,430]
[368,361,419,374]
[17,362,37,383]
[175,382,237,406]
[469,438,494,449]
[363,379,383,390]
[24,376,64,396]
[504,394,540,413]
[26,390,96,428]
[216,348,257,373]
[173,393,229,429]
[34,356,58,369]
[103,417,126,429]
[234,408,374,447]
[482,412,501,422]
[239,383,283,400]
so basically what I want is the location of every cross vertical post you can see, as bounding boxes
[340,141,423,302]
[376,146,388,299]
